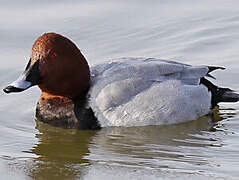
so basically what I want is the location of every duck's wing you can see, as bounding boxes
[90,57,215,93]
[89,58,219,126]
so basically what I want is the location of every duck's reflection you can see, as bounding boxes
[26,107,237,180]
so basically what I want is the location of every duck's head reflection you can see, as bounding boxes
[28,120,97,180]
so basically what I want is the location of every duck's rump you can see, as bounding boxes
[89,58,213,127]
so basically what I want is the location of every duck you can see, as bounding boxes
[3,32,239,129]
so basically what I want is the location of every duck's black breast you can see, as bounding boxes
[72,93,101,130]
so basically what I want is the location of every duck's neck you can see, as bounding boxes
[36,92,75,127]
[36,91,100,129]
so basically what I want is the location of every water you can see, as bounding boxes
[1,0,239,179]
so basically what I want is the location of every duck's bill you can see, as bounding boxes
[3,75,32,93]
[3,59,42,94]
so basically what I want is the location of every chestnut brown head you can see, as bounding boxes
[3,33,90,99]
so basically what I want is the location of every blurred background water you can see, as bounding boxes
[1,0,239,179]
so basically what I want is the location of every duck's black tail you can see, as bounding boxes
[200,77,239,108]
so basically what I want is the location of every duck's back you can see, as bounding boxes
[89,58,211,127]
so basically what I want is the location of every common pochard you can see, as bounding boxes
[3,33,239,129]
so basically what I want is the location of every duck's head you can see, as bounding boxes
[3,33,90,99]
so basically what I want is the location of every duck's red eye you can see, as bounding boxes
[50,53,57,60]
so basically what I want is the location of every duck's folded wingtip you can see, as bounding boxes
[208,66,226,73]
[206,66,226,79]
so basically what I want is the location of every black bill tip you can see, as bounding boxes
[3,85,25,93]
